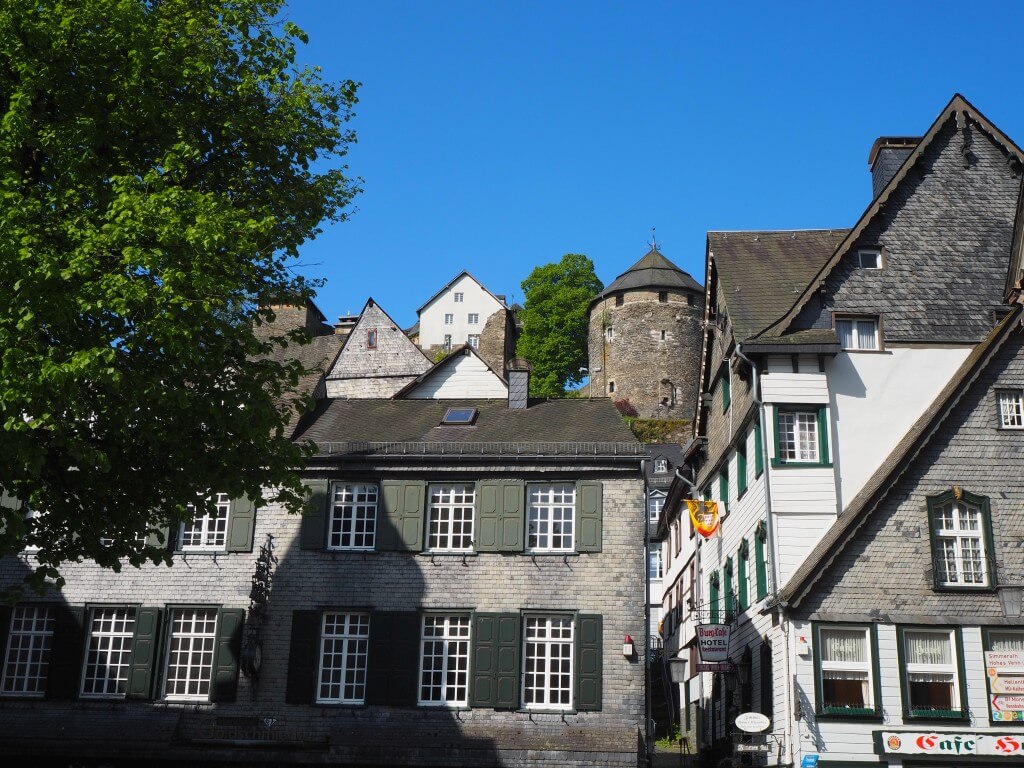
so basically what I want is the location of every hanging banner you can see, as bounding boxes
[686,499,720,538]
[696,622,731,662]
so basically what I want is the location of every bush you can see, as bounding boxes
[613,398,639,417]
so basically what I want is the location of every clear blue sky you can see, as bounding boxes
[283,0,1024,328]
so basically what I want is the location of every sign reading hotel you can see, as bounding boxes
[879,732,1022,757]
[986,650,1024,722]
[696,623,731,662]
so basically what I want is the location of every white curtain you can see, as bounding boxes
[855,320,877,348]
[822,629,866,663]
[990,632,1024,651]
[905,632,951,665]
[837,320,854,349]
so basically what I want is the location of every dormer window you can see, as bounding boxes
[857,249,882,270]
[654,459,668,474]
[836,317,879,351]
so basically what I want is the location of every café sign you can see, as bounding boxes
[696,623,731,662]
[879,731,1023,757]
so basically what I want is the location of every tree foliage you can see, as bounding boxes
[0,0,359,590]
[516,254,602,398]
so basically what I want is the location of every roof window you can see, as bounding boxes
[441,407,478,425]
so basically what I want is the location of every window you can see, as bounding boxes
[317,612,369,704]
[441,406,477,425]
[467,313,479,325]
[723,558,734,616]
[737,540,748,611]
[444,313,454,325]
[836,317,879,351]
[615,293,624,307]
[81,607,137,698]
[180,493,230,552]
[164,608,218,701]
[754,521,768,601]
[467,334,479,348]
[608,380,615,394]
[605,326,614,341]
[0,606,54,697]
[737,441,748,497]
[328,482,377,551]
[654,459,668,474]
[648,491,665,525]
[997,389,1024,428]
[454,292,464,303]
[658,291,668,303]
[721,374,730,411]
[899,627,964,718]
[857,249,882,269]
[774,407,829,466]
[648,548,664,579]
[927,490,992,588]
[427,484,474,552]
[366,328,378,349]
[523,616,573,709]
[660,330,666,341]
[443,334,452,349]
[527,484,574,552]
[718,467,728,511]
[814,624,878,716]
[419,615,470,706]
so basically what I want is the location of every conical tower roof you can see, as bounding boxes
[597,248,702,299]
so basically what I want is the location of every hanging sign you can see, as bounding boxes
[686,499,720,538]
[879,731,1023,757]
[696,622,731,662]
[987,651,1024,721]
[735,712,771,733]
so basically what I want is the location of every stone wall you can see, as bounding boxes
[587,288,704,420]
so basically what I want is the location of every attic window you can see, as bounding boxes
[367,329,378,349]
[857,249,882,270]
[441,407,477,425]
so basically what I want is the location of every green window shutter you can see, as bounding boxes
[300,479,329,550]
[926,499,940,588]
[366,611,392,705]
[227,496,257,553]
[722,374,731,412]
[387,612,420,706]
[575,481,602,553]
[817,407,830,463]
[126,607,162,700]
[47,606,85,699]
[379,480,425,552]
[709,573,720,623]
[982,497,998,587]
[575,614,602,711]
[500,481,524,551]
[211,608,245,702]
[755,524,768,601]
[285,610,321,704]
[737,541,749,612]
[724,559,734,616]
[754,422,764,477]
[470,612,520,709]
[719,469,728,510]
[737,444,747,496]
[475,481,502,551]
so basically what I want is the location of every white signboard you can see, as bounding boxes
[991,676,1024,695]
[735,712,771,733]
[991,695,1024,723]
[880,732,1023,757]
[696,623,731,662]
[986,650,1024,721]
[986,651,1024,670]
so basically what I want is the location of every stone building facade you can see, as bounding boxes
[587,249,704,420]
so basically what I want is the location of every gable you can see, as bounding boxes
[417,271,505,317]
[401,349,508,400]
[327,299,431,382]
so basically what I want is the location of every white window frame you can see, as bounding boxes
[836,316,880,351]
[902,627,960,715]
[467,334,480,349]
[80,606,137,699]
[777,410,819,463]
[317,612,370,705]
[522,615,574,710]
[426,484,475,552]
[467,313,479,325]
[179,493,230,552]
[444,313,454,325]
[648,547,664,580]
[932,499,988,587]
[997,389,1024,429]
[857,249,882,269]
[418,614,471,707]
[648,490,665,525]
[163,607,218,701]
[527,483,575,553]
[654,459,668,474]
[817,625,875,712]
[605,326,614,341]
[453,292,464,303]
[0,606,54,697]
[443,334,452,349]
[327,482,378,551]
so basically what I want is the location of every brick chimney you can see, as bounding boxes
[505,358,532,410]
[868,137,919,199]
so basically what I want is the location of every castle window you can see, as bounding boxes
[658,291,668,303]
[608,381,615,394]
[615,293,624,307]
[687,294,694,306]
[660,330,666,341]
[605,326,614,342]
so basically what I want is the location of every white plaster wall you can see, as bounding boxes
[762,372,829,404]
[827,345,971,510]
[418,274,504,350]
[405,353,507,399]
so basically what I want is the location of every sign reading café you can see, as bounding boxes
[878,731,1022,757]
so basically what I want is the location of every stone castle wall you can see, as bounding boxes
[587,288,704,420]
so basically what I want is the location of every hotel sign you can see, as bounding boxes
[879,731,1023,757]
[696,623,731,662]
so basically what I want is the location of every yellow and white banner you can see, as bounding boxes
[686,499,720,538]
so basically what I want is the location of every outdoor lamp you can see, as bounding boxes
[667,656,688,684]
[998,585,1023,618]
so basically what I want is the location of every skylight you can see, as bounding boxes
[441,407,477,425]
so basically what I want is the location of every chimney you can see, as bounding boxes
[868,137,919,198]
[505,358,532,410]
[334,314,359,337]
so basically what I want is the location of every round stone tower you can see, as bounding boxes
[587,248,705,420]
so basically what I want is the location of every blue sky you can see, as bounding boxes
[283,1,1024,328]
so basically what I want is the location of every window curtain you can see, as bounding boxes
[822,629,866,663]
[990,632,1024,651]
[905,633,951,665]
[836,320,854,349]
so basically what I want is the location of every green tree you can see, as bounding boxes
[516,254,602,397]
[0,0,359,591]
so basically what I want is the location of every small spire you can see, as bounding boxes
[648,227,660,252]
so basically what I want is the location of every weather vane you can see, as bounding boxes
[648,227,660,251]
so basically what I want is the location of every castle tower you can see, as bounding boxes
[587,248,704,420]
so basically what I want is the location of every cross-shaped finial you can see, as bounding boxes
[648,227,659,251]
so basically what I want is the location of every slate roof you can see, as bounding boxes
[645,443,685,488]
[708,229,850,341]
[294,398,640,455]
[596,248,703,300]
[775,304,1023,608]
[764,93,1024,339]
[263,332,345,436]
